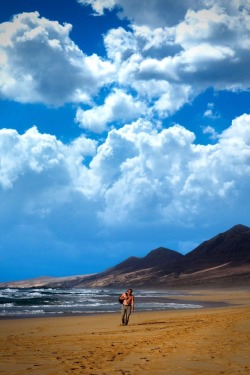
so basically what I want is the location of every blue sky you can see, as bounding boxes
[1,0,250,282]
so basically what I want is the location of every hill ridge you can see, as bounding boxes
[1,224,249,288]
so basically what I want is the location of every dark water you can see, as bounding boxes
[0,288,203,318]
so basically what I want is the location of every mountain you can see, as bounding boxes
[109,247,184,273]
[183,224,250,272]
[1,224,250,288]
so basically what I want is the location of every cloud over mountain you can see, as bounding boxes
[1,112,250,277]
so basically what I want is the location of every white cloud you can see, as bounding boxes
[204,110,213,117]
[90,114,250,226]
[220,113,250,152]
[104,27,138,63]
[173,5,250,90]
[0,126,97,193]
[1,2,250,124]
[3,114,250,229]
[203,102,220,120]
[97,1,250,123]
[77,0,117,16]
[202,126,219,140]
[0,12,115,105]
[75,89,148,133]
[153,84,192,116]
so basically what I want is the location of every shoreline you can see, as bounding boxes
[0,288,236,321]
[0,300,229,320]
[0,289,249,374]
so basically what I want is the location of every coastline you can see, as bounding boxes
[1,286,231,320]
[0,288,249,374]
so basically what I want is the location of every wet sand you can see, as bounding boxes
[0,289,249,374]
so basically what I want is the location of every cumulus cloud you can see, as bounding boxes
[1,114,250,274]
[77,0,116,16]
[89,114,250,226]
[153,84,192,116]
[3,115,250,228]
[95,0,250,124]
[0,126,97,192]
[202,126,219,140]
[174,5,250,88]
[203,103,220,121]
[1,114,249,228]
[0,12,115,105]
[1,2,250,126]
[75,89,148,133]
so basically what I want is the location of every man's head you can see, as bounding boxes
[127,288,133,294]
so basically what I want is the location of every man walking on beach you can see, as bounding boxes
[120,288,134,326]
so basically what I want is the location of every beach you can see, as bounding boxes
[0,289,249,375]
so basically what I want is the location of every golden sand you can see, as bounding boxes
[0,289,249,375]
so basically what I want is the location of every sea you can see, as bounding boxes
[0,288,203,318]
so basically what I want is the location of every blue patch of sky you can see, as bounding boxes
[0,100,83,143]
[164,88,250,145]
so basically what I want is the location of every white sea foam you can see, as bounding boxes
[0,287,204,317]
[29,292,44,297]
[166,303,203,309]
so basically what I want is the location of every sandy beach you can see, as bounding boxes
[0,289,249,375]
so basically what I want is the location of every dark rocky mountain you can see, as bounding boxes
[1,224,250,288]
[183,224,250,272]
[109,247,184,273]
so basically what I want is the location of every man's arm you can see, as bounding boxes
[121,292,127,302]
[131,295,134,311]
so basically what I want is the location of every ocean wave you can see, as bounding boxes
[0,287,203,318]
[2,303,14,308]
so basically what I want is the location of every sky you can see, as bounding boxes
[0,0,250,282]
